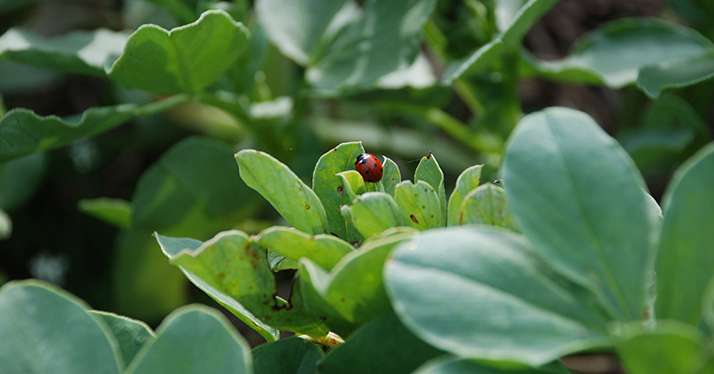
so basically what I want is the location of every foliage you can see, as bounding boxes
[1,0,714,372]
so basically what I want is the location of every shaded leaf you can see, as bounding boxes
[529,19,714,90]
[414,153,446,225]
[253,336,322,374]
[616,323,708,374]
[0,280,122,373]
[0,96,185,162]
[318,313,442,374]
[637,49,714,98]
[79,198,132,229]
[0,153,45,210]
[414,356,570,374]
[90,311,154,365]
[109,10,249,94]
[0,28,127,75]
[381,156,401,196]
[126,306,252,374]
[656,144,714,325]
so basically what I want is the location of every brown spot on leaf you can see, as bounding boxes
[409,214,419,224]
[305,203,311,210]
[337,185,344,193]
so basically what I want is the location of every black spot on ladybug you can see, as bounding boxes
[409,214,419,224]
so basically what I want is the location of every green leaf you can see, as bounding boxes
[459,183,516,230]
[385,226,609,365]
[0,280,122,373]
[656,144,714,325]
[298,232,413,325]
[253,336,323,374]
[415,154,446,225]
[446,165,482,226]
[381,156,401,196]
[126,305,252,374]
[530,19,714,89]
[114,229,187,322]
[445,0,558,82]
[637,49,714,98]
[0,96,185,162]
[312,142,365,238]
[0,209,10,240]
[90,311,154,366]
[79,198,132,229]
[0,153,45,210]
[336,170,366,205]
[256,226,353,270]
[108,10,249,94]
[347,192,406,238]
[236,149,328,235]
[502,107,656,321]
[318,313,442,374]
[255,0,350,65]
[155,231,278,341]
[133,137,259,234]
[414,356,570,374]
[394,180,443,230]
[307,0,438,93]
[0,28,127,75]
[616,323,708,374]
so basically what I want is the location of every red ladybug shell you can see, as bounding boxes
[355,153,383,183]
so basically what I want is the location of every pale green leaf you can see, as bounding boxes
[447,164,482,226]
[256,226,353,270]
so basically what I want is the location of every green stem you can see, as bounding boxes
[135,94,190,116]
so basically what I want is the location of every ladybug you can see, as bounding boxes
[355,153,383,183]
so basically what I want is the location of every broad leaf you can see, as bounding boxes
[414,356,570,374]
[252,336,323,374]
[0,96,184,162]
[0,153,45,210]
[109,10,248,94]
[126,306,252,374]
[90,311,154,365]
[445,0,558,82]
[307,0,438,92]
[637,49,714,98]
[79,198,132,229]
[446,164,482,226]
[0,28,127,75]
[318,313,442,374]
[385,226,609,365]
[347,192,406,238]
[502,107,656,321]
[256,226,353,270]
[459,183,516,230]
[656,143,714,325]
[394,180,443,230]
[616,323,709,374]
[0,209,10,239]
[133,137,259,234]
[0,281,122,373]
[312,142,365,238]
[336,170,366,205]
[255,0,350,65]
[530,19,714,90]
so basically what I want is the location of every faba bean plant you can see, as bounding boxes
[2,0,714,373]
[2,106,713,374]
